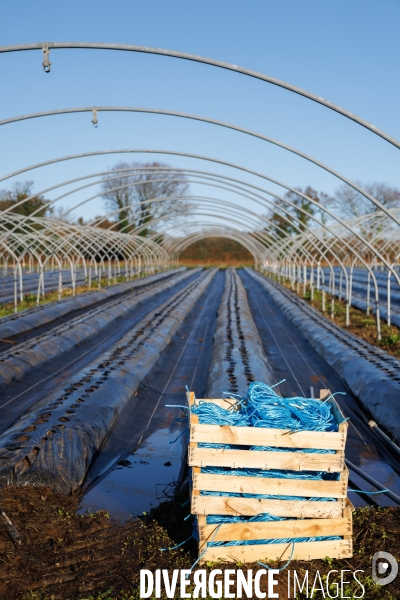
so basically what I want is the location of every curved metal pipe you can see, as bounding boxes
[1,41,399,149]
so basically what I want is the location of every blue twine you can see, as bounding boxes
[201,466,339,481]
[168,427,189,445]
[198,442,244,449]
[160,535,193,552]
[222,392,245,410]
[191,402,250,426]
[244,383,339,432]
[250,445,335,454]
[258,542,295,571]
[186,523,222,576]
[271,379,286,388]
[160,515,198,552]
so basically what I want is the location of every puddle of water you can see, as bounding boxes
[80,427,185,520]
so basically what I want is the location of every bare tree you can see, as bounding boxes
[101,161,189,235]
[332,182,400,219]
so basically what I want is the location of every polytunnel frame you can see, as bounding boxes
[43,163,384,331]
[0,228,165,304]
[162,215,269,267]
[158,215,341,316]
[57,222,167,286]
[2,41,400,292]
[90,186,400,309]
[0,142,397,274]
[0,194,169,275]
[1,143,395,282]
[271,230,345,316]
[41,162,397,288]
[0,150,391,335]
[289,210,400,283]
[34,166,350,298]
[0,216,80,304]
[361,210,400,317]
[56,223,169,283]
[157,219,272,267]
[7,178,316,272]
[102,186,349,325]
[1,108,399,303]
[280,214,396,310]
[145,199,346,323]
[1,188,330,316]
[0,170,196,288]
[165,224,271,266]
[288,209,400,325]
[102,182,387,332]
[128,195,325,272]
[87,191,271,266]
[0,212,168,310]
[8,157,398,268]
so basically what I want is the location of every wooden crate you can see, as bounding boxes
[188,390,352,563]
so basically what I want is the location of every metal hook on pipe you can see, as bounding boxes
[91,108,98,128]
[42,42,51,73]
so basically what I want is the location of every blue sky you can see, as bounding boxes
[0,0,399,225]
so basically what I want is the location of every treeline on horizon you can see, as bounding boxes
[179,237,253,266]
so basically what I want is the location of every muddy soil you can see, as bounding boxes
[0,486,188,599]
[1,486,400,599]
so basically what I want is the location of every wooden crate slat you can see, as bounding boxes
[190,422,345,450]
[192,495,345,518]
[189,446,344,472]
[193,471,347,499]
[199,539,352,564]
[200,516,351,542]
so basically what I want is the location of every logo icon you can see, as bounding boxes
[372,551,398,585]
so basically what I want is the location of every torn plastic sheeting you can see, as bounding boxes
[206,269,274,397]
[0,269,196,387]
[0,269,217,494]
[247,268,400,444]
[0,268,185,340]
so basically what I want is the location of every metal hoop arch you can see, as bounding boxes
[1,41,399,149]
